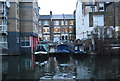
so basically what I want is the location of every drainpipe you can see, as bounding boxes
[73,10,76,40]
[63,13,65,41]
[19,3,22,55]
[50,11,53,42]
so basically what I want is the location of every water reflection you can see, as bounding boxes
[2,56,20,79]
[2,54,120,80]
[2,55,36,79]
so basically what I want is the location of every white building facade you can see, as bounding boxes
[76,0,104,40]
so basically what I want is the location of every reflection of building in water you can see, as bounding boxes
[76,56,95,79]
[2,55,119,79]
[37,56,120,80]
[2,56,20,79]
[40,56,77,78]
[2,61,8,78]
[39,56,77,80]
[69,56,76,72]
[44,57,59,74]
[21,58,32,70]
[20,57,36,79]
[59,64,76,74]
[75,56,120,79]
[57,56,77,74]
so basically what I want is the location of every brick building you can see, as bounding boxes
[38,12,75,42]
[0,0,40,55]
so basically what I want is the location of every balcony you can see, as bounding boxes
[0,14,7,19]
[0,25,7,35]
[0,7,8,18]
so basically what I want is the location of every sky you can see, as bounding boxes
[38,0,77,15]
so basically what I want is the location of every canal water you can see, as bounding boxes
[2,54,120,80]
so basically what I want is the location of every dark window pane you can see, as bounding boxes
[26,41,30,46]
[21,42,25,46]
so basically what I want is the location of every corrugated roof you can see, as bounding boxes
[39,14,74,20]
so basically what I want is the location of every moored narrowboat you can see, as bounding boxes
[34,44,49,61]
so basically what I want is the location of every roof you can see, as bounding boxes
[39,15,50,20]
[39,14,74,20]
[52,14,74,19]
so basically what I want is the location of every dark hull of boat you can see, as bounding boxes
[48,52,56,57]
[49,52,70,57]
[34,54,49,62]
[55,52,70,58]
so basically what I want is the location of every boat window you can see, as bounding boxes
[36,46,46,52]
[75,46,78,50]
[79,46,83,51]
[43,45,49,52]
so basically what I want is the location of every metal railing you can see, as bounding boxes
[0,25,7,33]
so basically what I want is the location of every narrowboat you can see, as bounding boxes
[34,44,49,62]
[54,44,73,57]
[73,45,87,56]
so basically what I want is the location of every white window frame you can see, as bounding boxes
[43,27,50,34]
[69,20,74,25]
[43,35,50,41]
[69,26,73,33]
[0,20,7,33]
[93,15,104,27]
[54,26,60,33]
[54,21,59,25]
[21,36,30,47]
[65,21,68,25]
[54,35,60,39]
[0,36,8,49]
[44,21,49,25]
[99,3,104,11]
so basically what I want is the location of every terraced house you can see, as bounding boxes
[0,0,40,55]
[38,12,75,42]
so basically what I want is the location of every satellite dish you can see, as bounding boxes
[6,1,10,8]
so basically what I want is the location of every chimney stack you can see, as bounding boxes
[50,11,52,16]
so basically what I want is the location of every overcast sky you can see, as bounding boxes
[38,0,77,15]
